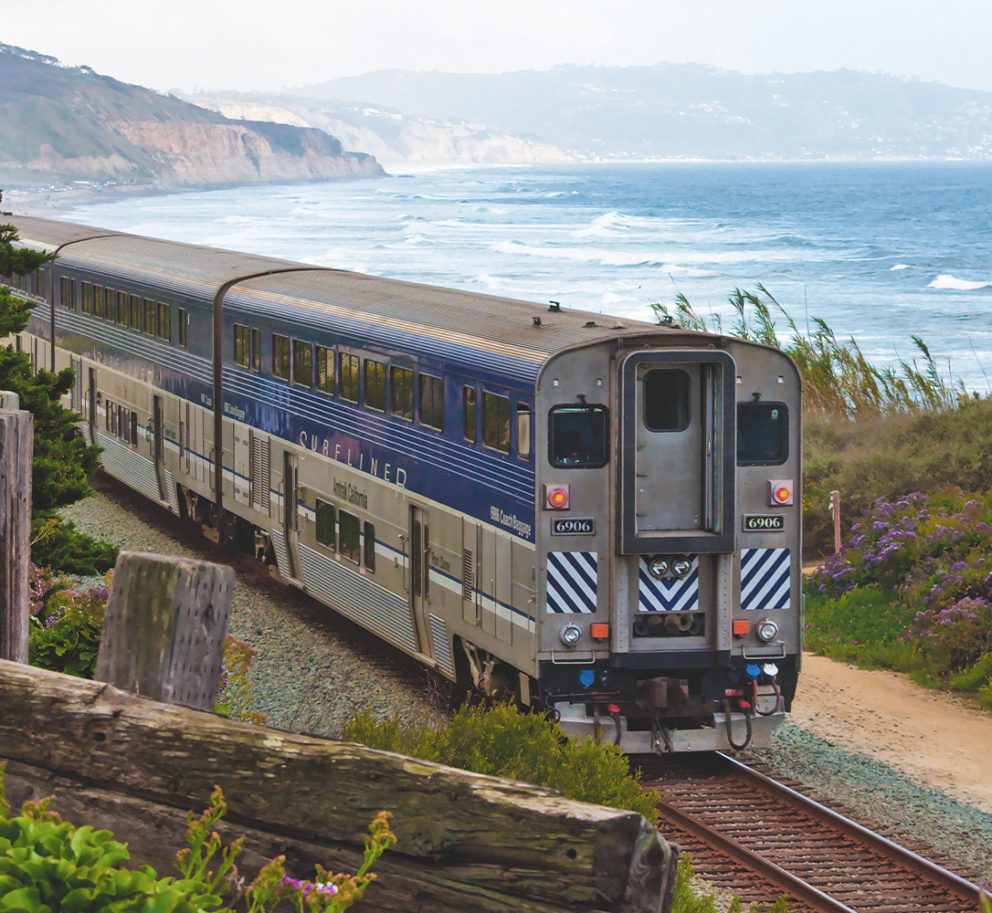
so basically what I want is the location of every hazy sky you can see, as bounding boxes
[5,0,992,94]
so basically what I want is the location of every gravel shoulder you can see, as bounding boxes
[61,478,992,887]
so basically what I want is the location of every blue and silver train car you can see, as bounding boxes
[5,215,801,752]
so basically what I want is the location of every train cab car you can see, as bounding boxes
[4,215,800,753]
[534,339,800,751]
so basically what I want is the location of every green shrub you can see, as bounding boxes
[28,583,107,678]
[947,653,992,692]
[342,701,660,824]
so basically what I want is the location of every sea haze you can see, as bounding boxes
[63,161,992,392]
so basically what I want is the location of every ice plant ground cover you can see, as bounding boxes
[805,488,992,709]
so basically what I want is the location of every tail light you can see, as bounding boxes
[544,483,570,510]
[768,479,794,506]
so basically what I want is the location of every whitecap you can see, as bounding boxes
[890,264,911,271]
[928,274,992,291]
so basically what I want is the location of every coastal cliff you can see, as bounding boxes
[0,44,383,190]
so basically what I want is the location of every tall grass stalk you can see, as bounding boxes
[652,286,966,419]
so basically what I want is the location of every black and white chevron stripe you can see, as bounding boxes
[741,547,791,611]
[546,551,598,614]
[637,559,700,613]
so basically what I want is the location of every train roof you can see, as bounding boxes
[9,214,715,365]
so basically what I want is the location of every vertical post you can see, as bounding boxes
[830,489,841,554]
[0,399,33,663]
[95,552,234,710]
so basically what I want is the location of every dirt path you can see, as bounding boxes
[790,653,992,814]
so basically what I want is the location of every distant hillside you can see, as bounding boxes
[185,93,573,166]
[273,64,992,161]
[0,44,383,188]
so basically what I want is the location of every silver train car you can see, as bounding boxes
[5,215,801,752]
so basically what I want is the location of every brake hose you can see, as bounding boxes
[723,698,753,751]
[753,678,783,717]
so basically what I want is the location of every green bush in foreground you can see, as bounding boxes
[342,701,660,824]
[0,763,394,913]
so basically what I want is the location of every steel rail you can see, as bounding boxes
[655,794,861,913]
[716,752,986,907]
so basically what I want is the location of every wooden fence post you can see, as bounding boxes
[95,552,234,710]
[0,399,33,663]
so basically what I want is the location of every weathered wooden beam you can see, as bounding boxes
[0,405,33,663]
[0,660,677,913]
[95,551,234,710]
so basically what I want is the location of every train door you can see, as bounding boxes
[282,452,300,580]
[232,421,250,506]
[152,395,166,501]
[619,350,735,555]
[87,369,97,445]
[409,506,432,655]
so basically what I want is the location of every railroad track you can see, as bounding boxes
[640,752,986,912]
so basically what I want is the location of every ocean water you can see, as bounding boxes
[63,161,992,391]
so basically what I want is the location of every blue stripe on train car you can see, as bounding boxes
[741,548,791,610]
[637,559,700,612]
[546,551,598,614]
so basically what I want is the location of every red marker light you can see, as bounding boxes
[768,479,794,506]
[544,483,570,510]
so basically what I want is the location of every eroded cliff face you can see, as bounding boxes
[107,121,382,185]
[15,120,383,187]
[204,99,574,165]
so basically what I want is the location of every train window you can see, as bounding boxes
[339,510,361,563]
[130,411,138,447]
[130,295,142,332]
[644,369,690,432]
[483,392,511,453]
[142,299,155,335]
[93,286,105,319]
[110,290,123,325]
[234,325,250,366]
[293,340,313,386]
[316,346,334,394]
[462,386,477,442]
[340,353,359,402]
[363,521,375,572]
[316,499,336,550]
[81,282,92,314]
[420,374,444,430]
[60,277,75,310]
[272,334,290,380]
[516,403,532,460]
[738,402,789,465]
[549,404,609,467]
[251,329,260,370]
[390,366,414,420]
[178,309,187,348]
[158,303,171,341]
[365,359,386,411]
[106,399,114,433]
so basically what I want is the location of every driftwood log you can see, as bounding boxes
[0,660,678,912]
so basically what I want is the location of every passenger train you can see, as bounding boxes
[4,215,802,752]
